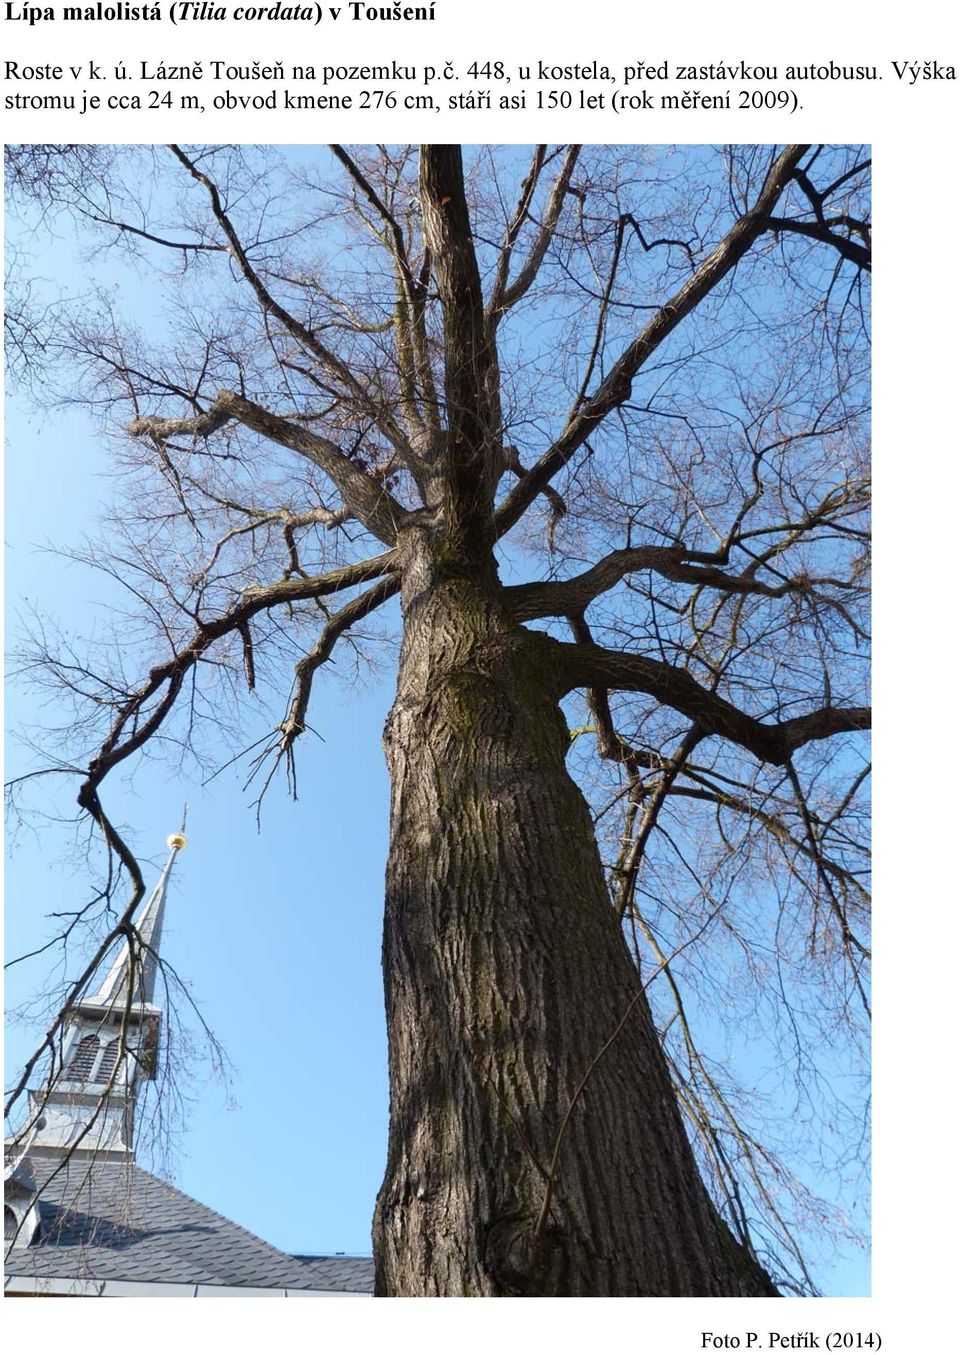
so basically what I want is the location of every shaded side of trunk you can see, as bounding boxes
[373,533,777,1296]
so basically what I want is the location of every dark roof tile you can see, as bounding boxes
[6,1155,374,1294]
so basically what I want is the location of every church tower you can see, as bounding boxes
[18,831,187,1166]
[5,830,374,1295]
[4,832,187,1251]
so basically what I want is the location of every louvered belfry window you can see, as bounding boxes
[65,1033,99,1081]
[95,1037,121,1084]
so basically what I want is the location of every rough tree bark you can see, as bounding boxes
[375,526,778,1295]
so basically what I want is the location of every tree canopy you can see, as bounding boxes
[5,144,870,1295]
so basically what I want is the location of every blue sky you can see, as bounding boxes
[4,380,394,1255]
[3,147,870,1292]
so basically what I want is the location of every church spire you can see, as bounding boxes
[23,831,188,1161]
[88,831,186,1011]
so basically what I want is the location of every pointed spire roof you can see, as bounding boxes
[21,829,189,1160]
[89,832,187,1010]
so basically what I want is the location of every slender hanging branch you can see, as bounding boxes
[75,552,398,812]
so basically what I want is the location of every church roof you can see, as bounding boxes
[5,1154,374,1297]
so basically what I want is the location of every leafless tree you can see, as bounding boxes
[5,144,870,1296]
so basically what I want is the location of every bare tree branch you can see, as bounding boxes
[496,145,811,536]
[129,390,410,545]
[487,145,581,322]
[553,638,869,765]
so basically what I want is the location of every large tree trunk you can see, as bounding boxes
[373,531,778,1296]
